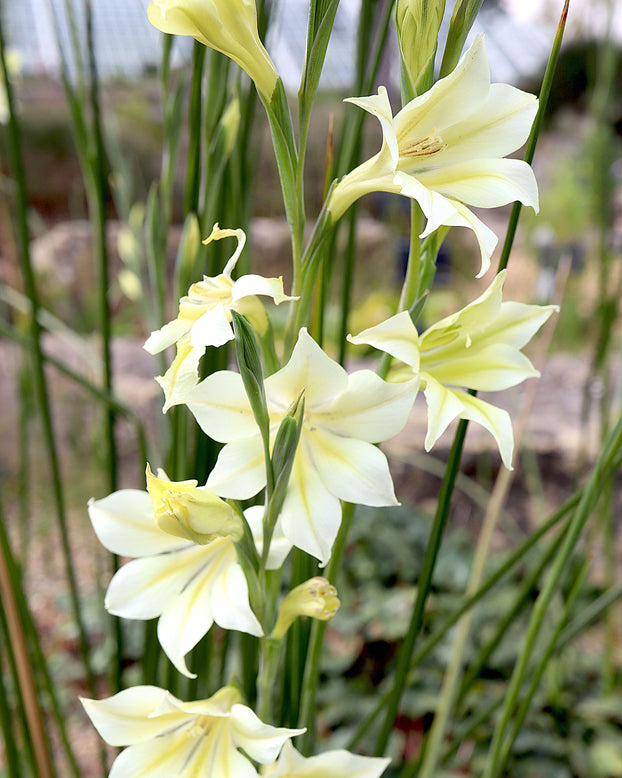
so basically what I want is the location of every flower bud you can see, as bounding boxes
[148,0,279,102]
[146,464,243,544]
[272,577,340,640]
[396,0,445,95]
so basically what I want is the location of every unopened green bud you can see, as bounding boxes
[146,464,243,544]
[270,391,305,518]
[220,95,241,158]
[396,0,445,95]
[175,212,201,293]
[231,310,269,440]
[272,577,340,640]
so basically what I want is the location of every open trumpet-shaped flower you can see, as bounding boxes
[185,328,417,565]
[148,0,279,102]
[263,741,391,778]
[88,480,262,678]
[349,271,557,469]
[144,224,296,411]
[82,685,304,778]
[327,34,539,276]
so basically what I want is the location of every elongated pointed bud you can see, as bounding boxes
[272,577,340,640]
[396,0,445,95]
[148,0,279,102]
[270,391,305,518]
[231,310,270,440]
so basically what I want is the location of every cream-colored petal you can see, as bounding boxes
[438,83,537,162]
[232,274,297,305]
[280,442,342,565]
[205,435,267,499]
[156,338,204,412]
[428,199,498,278]
[186,370,257,442]
[108,729,199,778]
[229,705,304,764]
[423,270,505,341]
[143,317,191,354]
[393,33,490,142]
[477,301,557,350]
[105,545,209,620]
[345,86,399,168]
[416,158,539,211]
[269,741,391,778]
[81,686,187,746]
[425,343,539,391]
[394,171,459,239]
[309,428,399,507]
[315,369,417,442]
[456,391,515,469]
[203,223,247,278]
[265,328,348,411]
[348,311,421,370]
[88,490,187,558]
[189,304,235,347]
[209,543,263,635]
[422,374,465,450]
[189,722,259,778]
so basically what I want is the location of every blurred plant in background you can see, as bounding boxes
[0,0,621,777]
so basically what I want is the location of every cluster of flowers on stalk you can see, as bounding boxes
[82,1,557,775]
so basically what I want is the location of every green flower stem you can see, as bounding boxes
[184,41,206,214]
[497,0,569,274]
[346,488,578,751]
[482,412,622,778]
[374,418,469,755]
[258,635,284,722]
[0,11,99,713]
[397,202,424,313]
[0,499,55,778]
[493,559,590,776]
[299,502,356,753]
[0,320,149,466]
[264,80,303,293]
[0,661,21,777]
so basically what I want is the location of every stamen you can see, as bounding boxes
[400,133,446,158]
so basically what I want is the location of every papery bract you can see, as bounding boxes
[88,487,262,677]
[147,0,279,102]
[327,34,539,276]
[349,270,557,469]
[185,328,417,565]
[144,224,296,411]
[82,685,304,778]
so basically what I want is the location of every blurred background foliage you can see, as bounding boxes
[0,0,621,776]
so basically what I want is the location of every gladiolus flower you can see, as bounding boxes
[82,685,304,778]
[148,0,279,102]
[88,485,262,677]
[349,271,557,469]
[327,34,539,277]
[185,328,417,565]
[144,224,296,411]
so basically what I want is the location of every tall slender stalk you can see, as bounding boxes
[0,7,98,705]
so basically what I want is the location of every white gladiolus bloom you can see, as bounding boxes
[144,224,297,411]
[349,270,557,469]
[327,34,539,277]
[88,486,262,678]
[185,328,417,565]
[82,685,304,778]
